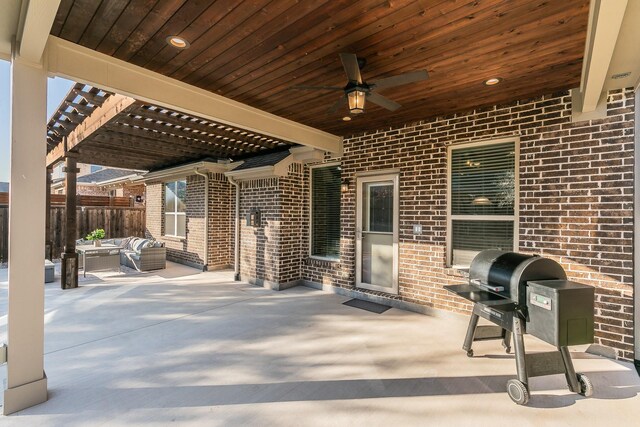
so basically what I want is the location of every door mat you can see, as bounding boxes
[343,298,391,314]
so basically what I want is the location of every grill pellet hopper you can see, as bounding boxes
[445,250,595,405]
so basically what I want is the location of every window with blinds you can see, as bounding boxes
[311,165,341,259]
[449,140,517,267]
[164,180,186,238]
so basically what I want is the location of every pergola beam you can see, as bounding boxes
[95,130,230,158]
[46,94,136,167]
[107,118,256,155]
[45,36,343,155]
[126,105,279,150]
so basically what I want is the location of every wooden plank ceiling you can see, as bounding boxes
[51,0,590,136]
[47,83,296,171]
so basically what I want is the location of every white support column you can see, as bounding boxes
[4,51,48,415]
[634,86,640,373]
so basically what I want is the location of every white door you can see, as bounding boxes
[356,174,399,294]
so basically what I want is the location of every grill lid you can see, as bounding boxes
[469,250,566,304]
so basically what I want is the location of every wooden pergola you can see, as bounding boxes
[46,84,298,171]
[44,82,300,292]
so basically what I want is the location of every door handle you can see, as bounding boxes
[356,228,362,239]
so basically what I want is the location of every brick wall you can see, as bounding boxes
[121,184,145,206]
[236,164,305,288]
[208,173,233,269]
[145,182,162,240]
[146,173,233,270]
[279,164,305,284]
[239,177,280,285]
[300,88,635,361]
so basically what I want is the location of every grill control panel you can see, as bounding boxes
[530,293,552,310]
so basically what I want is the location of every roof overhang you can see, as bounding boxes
[224,146,326,181]
[225,157,293,181]
[140,160,236,183]
[573,0,640,119]
[50,172,142,190]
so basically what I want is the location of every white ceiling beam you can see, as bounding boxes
[17,0,61,64]
[44,36,343,155]
[0,0,22,61]
[579,0,628,112]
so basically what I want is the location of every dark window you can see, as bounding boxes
[450,141,516,266]
[311,165,341,259]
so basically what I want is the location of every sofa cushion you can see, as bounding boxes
[128,237,142,251]
[132,238,150,252]
[113,237,131,248]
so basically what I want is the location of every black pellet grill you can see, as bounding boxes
[445,250,595,405]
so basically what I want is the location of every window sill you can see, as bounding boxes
[162,235,186,243]
[444,267,469,278]
[307,256,340,264]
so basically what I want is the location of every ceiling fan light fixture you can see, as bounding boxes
[483,77,503,86]
[342,116,352,121]
[347,89,366,114]
[472,196,492,206]
[166,35,190,49]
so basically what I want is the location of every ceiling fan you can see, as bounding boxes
[291,53,429,115]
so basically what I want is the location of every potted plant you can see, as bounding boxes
[86,229,106,247]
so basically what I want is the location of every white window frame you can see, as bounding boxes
[446,137,520,268]
[164,179,186,238]
[309,162,341,261]
[355,172,400,295]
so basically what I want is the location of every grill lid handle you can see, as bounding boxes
[470,279,505,293]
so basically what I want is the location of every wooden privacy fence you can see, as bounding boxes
[0,192,133,207]
[0,206,146,262]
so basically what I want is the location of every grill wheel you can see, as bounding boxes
[577,373,593,397]
[506,379,530,405]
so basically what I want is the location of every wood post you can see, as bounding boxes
[45,165,52,260]
[61,153,79,290]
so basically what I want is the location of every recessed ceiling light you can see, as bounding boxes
[166,36,190,49]
[483,77,503,86]
[342,116,352,121]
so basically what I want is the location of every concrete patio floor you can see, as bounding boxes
[0,263,639,426]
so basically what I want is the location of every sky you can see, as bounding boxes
[0,59,75,182]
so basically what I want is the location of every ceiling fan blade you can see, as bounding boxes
[367,92,402,111]
[328,95,347,114]
[289,85,344,91]
[339,53,363,84]
[371,70,429,90]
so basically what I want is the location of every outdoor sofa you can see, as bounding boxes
[76,236,166,272]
